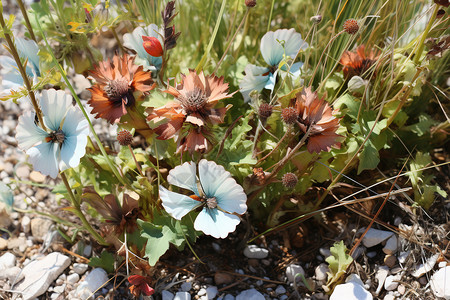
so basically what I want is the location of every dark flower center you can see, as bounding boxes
[179,88,207,114]
[205,197,217,209]
[46,129,65,144]
[104,78,134,105]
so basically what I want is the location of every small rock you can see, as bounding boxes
[181,281,192,292]
[29,171,46,183]
[430,266,450,299]
[361,228,394,248]
[206,286,218,299]
[383,293,396,300]
[54,284,65,293]
[275,285,286,295]
[162,290,174,300]
[384,254,397,268]
[214,272,233,285]
[224,294,235,300]
[0,238,7,250]
[315,263,329,281]
[383,235,398,255]
[30,217,54,242]
[286,264,305,283]
[0,266,24,283]
[73,263,89,275]
[412,253,439,278]
[384,274,401,291]
[375,266,389,296]
[236,288,265,300]
[67,273,80,285]
[83,244,93,258]
[330,274,372,300]
[14,252,71,300]
[243,245,269,259]
[0,252,16,270]
[212,242,221,252]
[174,291,191,300]
[319,247,331,258]
[0,202,12,228]
[397,284,406,295]
[21,216,31,233]
[84,268,109,292]
[198,288,207,296]
[15,165,30,179]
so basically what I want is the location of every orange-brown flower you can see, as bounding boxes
[294,87,341,153]
[147,70,233,153]
[87,53,155,124]
[339,45,379,79]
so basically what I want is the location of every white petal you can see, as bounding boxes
[159,186,200,220]
[239,65,270,103]
[62,106,90,137]
[59,134,88,172]
[198,160,232,198]
[281,61,303,79]
[260,28,308,67]
[16,111,48,150]
[194,208,241,239]
[214,178,247,215]
[40,89,72,131]
[264,72,277,90]
[27,142,59,179]
[15,38,40,76]
[167,161,198,194]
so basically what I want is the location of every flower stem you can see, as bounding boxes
[128,145,145,177]
[413,4,439,65]
[0,13,46,131]
[60,172,108,245]
[34,16,130,188]
[17,0,37,42]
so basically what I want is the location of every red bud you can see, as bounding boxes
[142,36,163,57]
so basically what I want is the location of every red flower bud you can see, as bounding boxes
[142,36,163,57]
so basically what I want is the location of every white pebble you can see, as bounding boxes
[384,274,401,291]
[430,266,450,299]
[285,264,305,283]
[330,274,372,300]
[72,263,89,275]
[315,263,329,281]
[174,291,191,300]
[243,245,269,259]
[412,253,439,278]
[236,288,265,300]
[162,290,174,300]
[0,252,16,270]
[67,273,80,285]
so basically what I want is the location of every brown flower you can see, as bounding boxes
[294,87,341,153]
[147,70,233,153]
[339,45,378,79]
[87,53,155,124]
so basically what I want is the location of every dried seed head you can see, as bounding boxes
[310,15,322,24]
[245,0,257,7]
[281,107,298,125]
[104,78,130,101]
[282,172,298,189]
[343,19,359,35]
[258,103,273,120]
[117,129,133,146]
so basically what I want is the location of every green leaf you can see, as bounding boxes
[324,241,353,290]
[357,139,379,174]
[334,94,360,120]
[89,251,115,273]
[403,114,437,137]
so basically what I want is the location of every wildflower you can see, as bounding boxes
[339,45,378,79]
[294,87,341,153]
[117,129,133,146]
[0,37,40,97]
[239,28,309,102]
[147,70,233,153]
[15,89,89,178]
[245,0,257,7]
[128,275,155,297]
[142,36,163,57]
[343,19,359,35]
[87,53,155,124]
[282,172,298,189]
[159,160,247,239]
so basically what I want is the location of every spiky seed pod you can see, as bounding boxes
[281,107,298,125]
[282,172,298,189]
[245,0,257,7]
[258,103,273,120]
[117,129,133,146]
[343,19,359,35]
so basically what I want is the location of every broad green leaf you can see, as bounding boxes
[324,241,353,291]
[357,139,379,174]
[403,114,437,136]
[89,251,115,273]
[334,94,360,120]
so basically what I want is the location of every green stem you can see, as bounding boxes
[413,5,439,65]
[128,145,144,177]
[34,15,130,188]
[0,13,46,131]
[266,0,275,32]
[17,0,37,42]
[60,173,107,245]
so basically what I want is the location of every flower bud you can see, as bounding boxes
[281,107,297,125]
[142,36,163,57]
[310,15,322,24]
[343,19,359,35]
[117,129,133,146]
[282,172,298,189]
[245,0,257,7]
[258,103,273,120]
[348,76,367,94]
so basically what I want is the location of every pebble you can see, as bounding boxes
[361,228,394,248]
[330,274,372,300]
[412,253,439,278]
[214,272,233,285]
[383,293,396,300]
[198,288,207,296]
[397,284,406,295]
[84,268,109,292]
[285,263,305,283]
[212,242,221,252]
[236,288,265,300]
[315,263,329,281]
[384,274,401,291]
[0,238,7,250]
[30,217,54,242]
[53,284,65,293]
[15,252,71,300]
[67,273,80,285]
[162,290,174,300]
[21,215,31,233]
[319,247,331,258]
[0,266,24,283]
[73,263,89,275]
[383,235,398,255]
[384,254,397,268]
[430,266,450,299]
[375,266,389,296]
[275,285,286,295]
[0,202,12,228]
[15,165,30,179]
[223,295,235,300]
[174,291,191,300]
[243,245,269,259]
[206,286,218,299]
[181,281,192,292]
[29,171,46,183]
[0,252,16,270]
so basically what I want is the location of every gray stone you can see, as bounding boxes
[315,263,329,281]
[67,273,80,285]
[285,264,305,283]
[383,235,398,255]
[174,291,191,300]
[162,290,174,300]
[0,252,16,270]
[243,245,269,259]
[236,288,265,300]
[412,253,439,278]
[181,281,192,292]
[224,295,235,300]
[206,286,218,299]
[275,285,286,295]
[430,266,450,299]
[73,263,89,275]
[30,217,54,242]
[14,252,71,300]
[361,228,394,248]
[84,268,108,292]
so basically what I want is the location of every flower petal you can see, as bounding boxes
[198,160,232,198]
[62,106,90,137]
[26,142,60,179]
[40,89,72,131]
[159,186,200,220]
[59,134,88,172]
[16,111,48,150]
[15,37,40,76]
[194,208,241,239]
[167,161,199,194]
[123,24,163,70]
[214,177,247,214]
[239,64,270,102]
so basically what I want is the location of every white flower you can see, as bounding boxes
[15,89,89,178]
[239,28,308,102]
[123,24,163,71]
[159,160,247,239]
